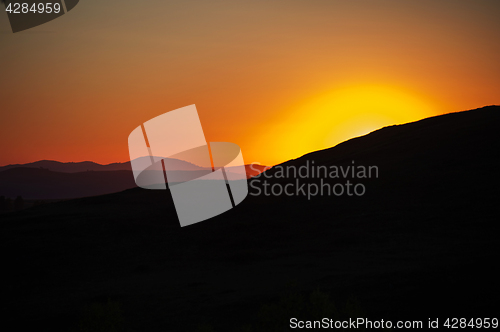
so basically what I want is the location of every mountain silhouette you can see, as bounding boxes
[0,168,135,199]
[1,106,499,331]
[0,158,203,173]
[0,159,268,199]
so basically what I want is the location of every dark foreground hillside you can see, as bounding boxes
[1,106,499,331]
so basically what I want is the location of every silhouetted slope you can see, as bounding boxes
[1,106,499,332]
[279,105,499,170]
[262,105,499,206]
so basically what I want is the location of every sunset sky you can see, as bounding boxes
[1,0,499,166]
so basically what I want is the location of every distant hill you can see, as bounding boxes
[0,159,268,199]
[0,168,136,199]
[0,158,203,173]
[0,159,269,175]
[0,160,131,173]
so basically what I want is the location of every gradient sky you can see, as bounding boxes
[1,0,499,166]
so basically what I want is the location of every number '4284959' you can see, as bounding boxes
[443,318,498,329]
[6,2,62,14]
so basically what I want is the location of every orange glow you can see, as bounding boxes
[253,85,437,165]
[0,1,499,167]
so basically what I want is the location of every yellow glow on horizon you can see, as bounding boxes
[254,85,438,165]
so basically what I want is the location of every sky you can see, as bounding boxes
[1,0,499,166]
